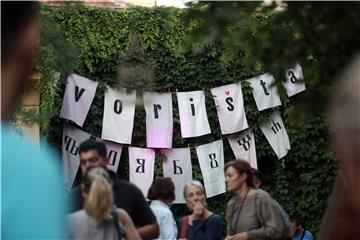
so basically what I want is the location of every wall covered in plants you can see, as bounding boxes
[39,4,337,233]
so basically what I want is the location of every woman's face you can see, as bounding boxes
[185,185,206,209]
[225,166,247,193]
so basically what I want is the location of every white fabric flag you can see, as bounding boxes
[282,63,306,97]
[211,82,248,134]
[143,92,173,148]
[128,147,155,197]
[247,73,281,111]
[60,74,98,127]
[62,123,91,190]
[196,140,226,198]
[162,148,192,204]
[102,87,136,144]
[228,129,258,169]
[176,90,211,138]
[260,111,291,159]
[97,138,123,173]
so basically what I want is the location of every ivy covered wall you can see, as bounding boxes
[39,4,337,233]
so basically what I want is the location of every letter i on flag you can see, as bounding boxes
[228,128,258,169]
[176,90,211,138]
[62,123,91,190]
[211,82,248,134]
[60,74,98,127]
[128,147,155,197]
[196,140,226,198]
[162,148,192,204]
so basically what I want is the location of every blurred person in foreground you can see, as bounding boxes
[1,1,67,239]
[319,55,360,239]
[178,180,223,240]
[70,139,159,239]
[147,177,178,240]
[68,167,140,240]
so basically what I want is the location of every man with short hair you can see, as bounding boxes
[70,139,159,239]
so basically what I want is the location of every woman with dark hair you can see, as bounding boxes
[178,180,223,240]
[147,177,178,240]
[68,167,140,240]
[224,160,287,240]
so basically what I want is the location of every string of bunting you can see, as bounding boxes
[60,64,305,203]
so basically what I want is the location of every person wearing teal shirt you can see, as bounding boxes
[1,2,68,238]
[290,215,313,240]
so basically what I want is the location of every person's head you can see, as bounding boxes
[289,215,303,237]
[1,1,40,119]
[81,167,113,224]
[147,177,176,206]
[224,159,254,193]
[79,139,108,175]
[252,169,262,189]
[183,180,206,210]
[328,55,360,206]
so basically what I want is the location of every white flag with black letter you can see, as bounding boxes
[62,123,91,190]
[162,148,192,204]
[176,90,211,138]
[282,63,306,97]
[128,147,155,197]
[211,82,248,134]
[247,73,281,111]
[196,140,226,198]
[97,138,123,173]
[60,74,98,127]
[228,129,258,169]
[143,92,173,148]
[260,111,291,159]
[102,87,136,144]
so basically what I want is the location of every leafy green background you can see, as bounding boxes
[36,4,339,234]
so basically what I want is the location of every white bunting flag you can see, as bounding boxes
[228,129,258,169]
[128,147,155,197]
[97,138,123,173]
[102,87,136,144]
[282,63,306,97]
[162,148,192,204]
[143,92,173,148]
[60,74,98,127]
[196,140,226,198]
[176,90,211,138]
[211,82,248,134]
[62,123,91,190]
[260,111,291,159]
[248,73,281,111]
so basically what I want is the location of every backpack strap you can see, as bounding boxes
[180,215,190,239]
[111,207,124,240]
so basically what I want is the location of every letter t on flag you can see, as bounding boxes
[128,147,155,197]
[60,74,98,127]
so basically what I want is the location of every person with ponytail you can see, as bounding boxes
[68,167,140,240]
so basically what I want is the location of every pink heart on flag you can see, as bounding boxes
[225,90,230,95]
